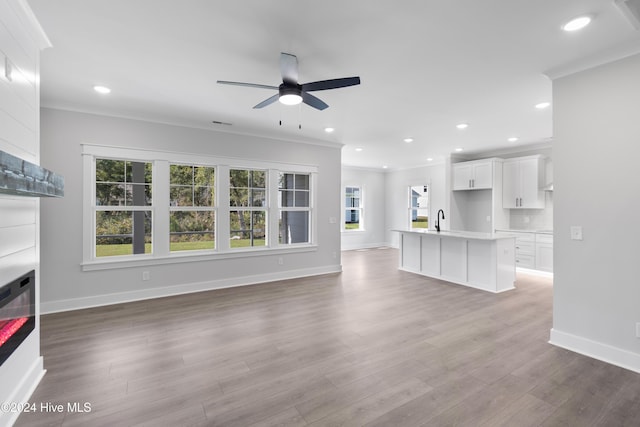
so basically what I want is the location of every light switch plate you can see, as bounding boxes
[571,226,583,240]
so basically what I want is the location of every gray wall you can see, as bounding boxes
[39,108,342,313]
[341,167,386,250]
[551,53,640,372]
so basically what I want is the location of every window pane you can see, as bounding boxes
[96,159,125,182]
[345,209,360,230]
[96,159,152,206]
[194,186,214,207]
[96,211,152,257]
[279,173,294,189]
[280,211,309,244]
[170,164,193,185]
[230,169,249,188]
[251,170,266,188]
[170,211,215,251]
[96,183,126,206]
[294,191,309,207]
[294,174,309,190]
[230,188,248,206]
[251,189,266,207]
[170,186,193,206]
[229,210,266,248]
[410,185,428,229]
[279,189,294,207]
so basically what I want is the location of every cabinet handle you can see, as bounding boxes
[469,179,471,188]
[519,197,523,206]
[515,197,519,207]
[472,179,475,187]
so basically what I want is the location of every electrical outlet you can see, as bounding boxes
[329,217,337,224]
[142,271,150,281]
[570,226,583,241]
[486,215,491,222]
[5,56,13,82]
[278,257,283,265]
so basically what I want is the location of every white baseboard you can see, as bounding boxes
[340,241,390,251]
[41,265,342,314]
[549,328,640,374]
[0,357,45,427]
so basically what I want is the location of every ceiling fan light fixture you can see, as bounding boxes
[279,93,303,106]
[279,86,303,106]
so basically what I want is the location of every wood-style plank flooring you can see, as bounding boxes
[15,248,640,426]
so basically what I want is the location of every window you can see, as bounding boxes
[344,186,362,230]
[229,169,267,248]
[83,145,317,269]
[169,164,215,252]
[279,173,311,244]
[409,185,429,229]
[94,159,153,257]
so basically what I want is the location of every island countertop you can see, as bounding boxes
[393,229,516,293]
[392,229,516,241]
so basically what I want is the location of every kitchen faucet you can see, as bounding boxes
[436,209,445,232]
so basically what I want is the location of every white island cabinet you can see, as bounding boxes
[394,229,516,293]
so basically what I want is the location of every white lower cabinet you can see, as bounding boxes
[535,233,553,272]
[496,230,553,273]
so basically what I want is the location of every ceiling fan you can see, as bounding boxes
[217,52,360,111]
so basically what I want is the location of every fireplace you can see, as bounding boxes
[0,270,35,366]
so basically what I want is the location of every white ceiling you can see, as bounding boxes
[28,0,640,169]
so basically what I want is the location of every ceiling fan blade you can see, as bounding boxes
[217,80,279,90]
[301,92,329,110]
[301,77,361,92]
[280,53,299,85]
[253,94,280,109]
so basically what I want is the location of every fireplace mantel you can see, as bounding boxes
[0,150,64,198]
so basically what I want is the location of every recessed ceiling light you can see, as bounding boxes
[535,102,551,109]
[456,123,468,129]
[508,137,519,142]
[404,138,414,143]
[355,147,363,152]
[93,85,111,94]
[324,127,335,133]
[382,165,388,169]
[455,148,463,152]
[562,15,592,32]
[427,158,433,162]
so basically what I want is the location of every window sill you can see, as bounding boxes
[342,229,366,233]
[81,245,318,271]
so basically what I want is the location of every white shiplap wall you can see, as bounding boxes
[0,1,50,425]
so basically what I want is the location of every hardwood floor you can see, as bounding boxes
[15,248,640,426]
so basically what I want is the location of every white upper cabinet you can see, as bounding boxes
[452,159,493,190]
[502,155,545,209]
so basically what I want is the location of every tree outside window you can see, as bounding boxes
[229,169,267,248]
[95,159,153,257]
[169,164,215,252]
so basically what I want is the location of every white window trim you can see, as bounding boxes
[82,144,318,271]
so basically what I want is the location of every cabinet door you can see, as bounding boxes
[502,161,519,208]
[453,163,473,190]
[519,158,545,208]
[535,243,553,272]
[472,162,492,189]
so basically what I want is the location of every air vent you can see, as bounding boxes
[615,0,640,30]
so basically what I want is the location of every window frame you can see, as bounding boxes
[278,171,312,245]
[168,163,217,253]
[82,144,318,271]
[408,184,430,230]
[343,185,364,232]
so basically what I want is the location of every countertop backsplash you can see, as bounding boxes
[509,192,553,231]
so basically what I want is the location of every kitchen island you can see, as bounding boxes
[394,229,516,293]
